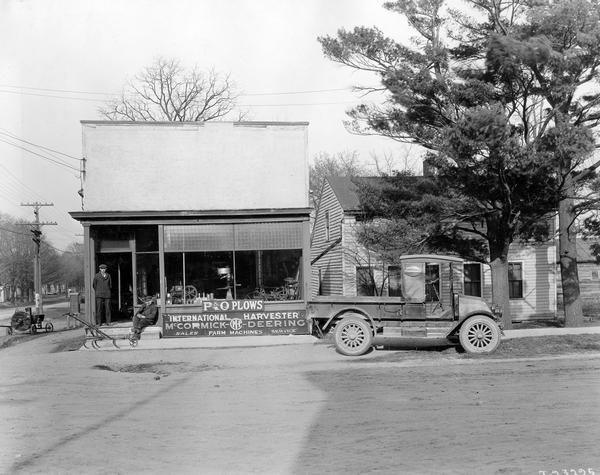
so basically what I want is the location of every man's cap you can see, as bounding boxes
[99,264,107,269]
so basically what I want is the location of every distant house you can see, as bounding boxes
[310,176,557,322]
[556,238,600,314]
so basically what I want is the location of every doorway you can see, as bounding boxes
[95,252,133,322]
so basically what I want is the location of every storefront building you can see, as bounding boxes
[71,121,311,337]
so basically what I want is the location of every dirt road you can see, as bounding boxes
[0,332,599,475]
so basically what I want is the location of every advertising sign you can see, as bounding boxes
[162,300,308,337]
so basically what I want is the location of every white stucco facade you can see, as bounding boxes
[81,121,309,212]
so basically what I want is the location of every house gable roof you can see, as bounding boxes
[326,176,385,213]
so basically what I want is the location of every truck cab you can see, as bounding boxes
[307,255,502,356]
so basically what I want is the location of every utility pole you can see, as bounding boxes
[20,202,57,315]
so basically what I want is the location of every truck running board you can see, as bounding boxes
[382,327,448,338]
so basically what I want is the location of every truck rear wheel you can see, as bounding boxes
[459,315,501,354]
[334,315,373,356]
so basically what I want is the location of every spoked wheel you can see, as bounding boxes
[185,285,198,301]
[45,322,54,332]
[11,311,31,332]
[30,324,37,334]
[459,315,501,354]
[334,315,373,356]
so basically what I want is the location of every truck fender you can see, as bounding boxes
[449,311,498,336]
[324,309,375,333]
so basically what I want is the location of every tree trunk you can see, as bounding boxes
[489,256,512,329]
[558,196,584,327]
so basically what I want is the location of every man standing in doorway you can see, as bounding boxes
[93,264,112,326]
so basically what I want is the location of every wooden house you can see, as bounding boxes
[311,176,557,322]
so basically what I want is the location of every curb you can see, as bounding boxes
[80,334,319,351]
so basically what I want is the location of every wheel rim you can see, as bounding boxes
[466,322,494,349]
[340,322,367,349]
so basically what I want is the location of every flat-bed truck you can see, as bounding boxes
[307,255,503,356]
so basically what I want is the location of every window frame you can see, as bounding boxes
[387,265,403,297]
[508,261,524,299]
[356,266,376,296]
[463,262,482,297]
[425,263,440,302]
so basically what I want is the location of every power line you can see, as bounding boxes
[0,162,48,201]
[0,129,81,161]
[0,137,80,172]
[0,84,114,96]
[242,87,351,96]
[0,162,82,229]
[0,83,354,97]
[240,101,360,107]
[0,179,26,199]
[0,225,29,236]
[0,88,104,102]
[0,87,363,106]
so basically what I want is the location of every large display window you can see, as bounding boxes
[163,223,303,303]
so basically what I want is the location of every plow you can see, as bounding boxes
[66,313,122,349]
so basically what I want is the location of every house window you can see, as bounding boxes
[425,264,440,302]
[356,267,376,296]
[592,271,599,280]
[464,263,482,297]
[388,266,402,297]
[318,268,323,296]
[325,210,330,241]
[508,262,523,299]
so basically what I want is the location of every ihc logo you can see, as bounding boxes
[229,318,243,331]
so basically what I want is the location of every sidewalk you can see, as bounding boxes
[81,325,600,351]
[503,326,600,339]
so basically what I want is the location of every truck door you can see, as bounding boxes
[402,263,425,302]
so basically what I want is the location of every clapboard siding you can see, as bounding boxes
[506,243,556,320]
[473,243,556,320]
[310,180,345,296]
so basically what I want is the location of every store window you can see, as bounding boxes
[163,223,303,303]
[508,262,523,299]
[356,267,376,296]
[464,263,482,297]
[135,226,158,252]
[135,225,159,299]
[388,266,402,297]
[425,264,440,302]
[136,253,160,299]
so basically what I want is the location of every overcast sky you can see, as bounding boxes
[0,0,415,250]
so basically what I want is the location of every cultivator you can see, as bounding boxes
[66,313,121,349]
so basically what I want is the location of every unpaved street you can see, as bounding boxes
[0,333,599,475]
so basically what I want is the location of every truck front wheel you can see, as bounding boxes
[459,315,501,354]
[334,315,373,356]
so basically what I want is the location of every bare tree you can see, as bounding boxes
[100,58,241,121]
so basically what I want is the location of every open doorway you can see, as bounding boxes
[95,252,133,323]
